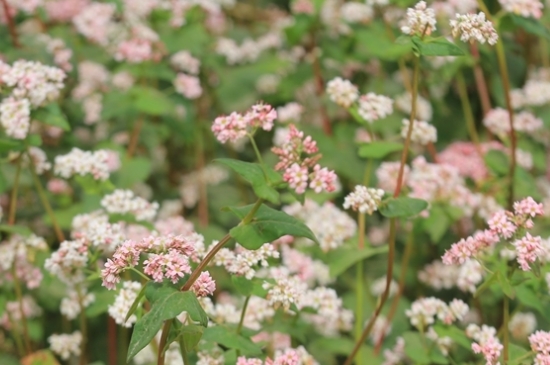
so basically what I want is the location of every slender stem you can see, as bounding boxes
[456,71,483,154]
[8,156,22,225]
[11,266,31,355]
[477,0,516,209]
[394,56,420,197]
[156,320,172,365]
[502,296,509,363]
[27,151,66,242]
[374,230,414,355]
[248,134,266,167]
[343,218,397,365]
[426,142,439,163]
[0,0,20,48]
[196,127,209,227]
[77,285,88,365]
[107,317,117,365]
[469,43,492,116]
[354,213,366,365]
[127,118,144,158]
[7,309,25,357]
[236,296,251,335]
[181,199,264,292]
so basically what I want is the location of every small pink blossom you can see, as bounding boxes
[190,272,216,297]
[283,163,309,194]
[174,73,202,99]
[513,233,544,271]
[514,196,544,217]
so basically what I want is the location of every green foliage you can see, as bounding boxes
[201,326,262,356]
[380,197,428,218]
[328,244,388,277]
[226,203,318,249]
[411,36,465,57]
[358,141,403,159]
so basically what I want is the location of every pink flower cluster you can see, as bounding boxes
[443,197,545,271]
[530,331,550,365]
[237,346,315,365]
[272,124,337,194]
[190,271,216,297]
[211,103,277,144]
[101,234,200,289]
[467,324,503,365]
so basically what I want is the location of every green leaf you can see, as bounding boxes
[231,276,267,297]
[227,203,318,250]
[484,150,509,176]
[33,104,71,131]
[380,197,428,218]
[130,86,174,116]
[509,343,531,365]
[329,245,388,277]
[85,289,117,317]
[179,324,204,353]
[216,159,280,204]
[0,224,33,237]
[411,36,465,56]
[358,142,403,159]
[515,284,546,317]
[127,284,208,361]
[201,326,262,356]
[422,205,450,243]
[509,14,550,41]
[403,332,431,364]
[0,138,23,153]
[124,284,147,323]
[497,269,515,299]
[114,157,152,188]
[21,350,61,365]
[474,270,498,298]
[432,325,471,350]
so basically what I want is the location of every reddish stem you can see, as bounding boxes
[0,0,19,48]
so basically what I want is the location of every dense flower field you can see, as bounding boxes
[2,0,550,364]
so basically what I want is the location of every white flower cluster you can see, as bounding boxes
[108,281,142,327]
[263,268,308,312]
[60,289,95,320]
[101,189,159,221]
[44,240,88,284]
[0,98,31,139]
[326,77,359,108]
[284,200,357,252]
[343,185,385,215]
[418,259,484,293]
[483,108,543,136]
[395,92,433,121]
[179,165,229,208]
[54,148,111,181]
[171,50,200,75]
[401,1,437,36]
[340,2,374,23]
[1,60,66,107]
[511,79,550,109]
[48,331,82,360]
[277,102,303,123]
[509,312,537,339]
[214,243,280,279]
[401,119,437,145]
[216,32,282,65]
[406,297,468,330]
[498,0,544,19]
[300,287,354,336]
[357,93,394,123]
[72,212,125,251]
[450,12,499,45]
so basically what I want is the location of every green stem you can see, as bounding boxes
[156,320,172,365]
[393,56,420,197]
[248,134,266,167]
[343,218,397,365]
[354,213,366,365]
[77,285,88,365]
[8,156,22,225]
[27,151,66,242]
[502,296,509,363]
[181,198,263,292]
[236,296,251,335]
[11,266,31,355]
[6,310,25,357]
[374,230,414,355]
[456,71,481,149]
[128,267,151,282]
[478,0,516,209]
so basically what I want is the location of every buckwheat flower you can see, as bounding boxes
[442,230,500,265]
[112,71,135,91]
[0,97,31,139]
[170,50,200,75]
[401,1,437,36]
[340,2,374,23]
[450,12,498,45]
[523,79,550,106]
[530,330,550,355]
[483,107,510,135]
[326,77,359,108]
[401,119,437,145]
[101,189,159,221]
[237,357,263,365]
[395,92,433,121]
[45,240,89,284]
[418,260,459,290]
[457,259,484,293]
[108,281,142,327]
[343,185,385,215]
[514,196,544,217]
[516,148,533,170]
[383,337,406,365]
[73,2,116,46]
[54,148,111,181]
[309,164,337,193]
[406,297,445,329]
[513,233,544,270]
[376,162,409,193]
[284,163,309,194]
[191,272,216,297]
[467,324,502,365]
[499,0,543,19]
[509,312,537,340]
[48,331,82,360]
[357,93,394,123]
[515,111,543,134]
[277,102,303,123]
[174,73,202,99]
[60,289,95,320]
[248,103,277,131]
[263,269,307,312]
[371,277,398,297]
